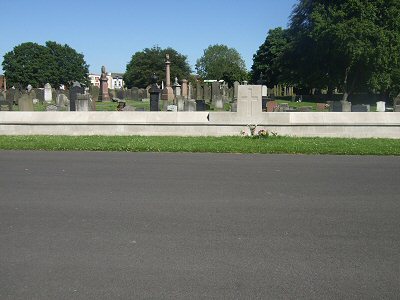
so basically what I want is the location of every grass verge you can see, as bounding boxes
[0,136,399,155]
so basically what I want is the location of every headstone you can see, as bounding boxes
[262,85,268,97]
[213,98,224,111]
[132,87,139,100]
[352,104,369,112]
[44,83,52,103]
[237,85,262,118]
[376,101,386,112]
[69,82,84,111]
[196,100,206,111]
[267,100,278,112]
[177,98,185,111]
[184,99,196,111]
[76,93,91,111]
[196,82,203,100]
[0,94,12,111]
[34,88,44,103]
[203,84,211,103]
[161,54,174,102]
[56,94,69,110]
[18,94,34,111]
[330,101,351,112]
[211,81,221,103]
[188,82,193,100]
[149,74,161,111]
[394,105,400,112]
[278,103,289,112]
[172,77,181,98]
[6,89,16,103]
[231,102,237,112]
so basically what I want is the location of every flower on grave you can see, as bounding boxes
[247,124,257,136]
[257,129,269,138]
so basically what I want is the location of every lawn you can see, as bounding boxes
[0,136,398,155]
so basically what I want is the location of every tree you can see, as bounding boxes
[251,27,290,87]
[124,46,191,88]
[195,44,248,85]
[2,41,89,89]
[45,41,89,87]
[287,0,400,100]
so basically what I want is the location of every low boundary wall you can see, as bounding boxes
[0,112,399,138]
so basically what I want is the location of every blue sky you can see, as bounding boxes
[0,0,298,74]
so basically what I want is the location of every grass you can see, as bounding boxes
[0,135,399,155]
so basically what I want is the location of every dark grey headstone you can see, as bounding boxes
[204,84,211,102]
[69,83,84,111]
[196,82,203,100]
[132,87,139,100]
[351,104,369,112]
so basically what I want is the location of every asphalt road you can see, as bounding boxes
[0,151,399,299]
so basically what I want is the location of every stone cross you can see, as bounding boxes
[237,85,262,118]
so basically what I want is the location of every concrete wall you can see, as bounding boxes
[0,111,399,138]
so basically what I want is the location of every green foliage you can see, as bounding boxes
[251,27,290,87]
[288,0,400,99]
[195,44,248,85]
[124,46,191,88]
[2,41,89,89]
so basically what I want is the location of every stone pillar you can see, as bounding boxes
[161,54,174,104]
[181,79,188,99]
[44,83,52,103]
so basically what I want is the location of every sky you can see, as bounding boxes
[0,0,298,74]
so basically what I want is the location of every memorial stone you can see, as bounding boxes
[46,104,58,111]
[0,94,12,111]
[69,82,84,111]
[181,79,188,99]
[18,94,34,111]
[233,81,239,100]
[237,85,262,118]
[44,83,52,103]
[211,81,221,103]
[195,100,206,111]
[267,100,278,112]
[352,104,370,112]
[376,101,385,112]
[56,94,69,110]
[196,82,203,100]
[76,93,91,111]
[98,66,110,101]
[203,83,211,102]
[184,99,196,111]
[330,101,351,112]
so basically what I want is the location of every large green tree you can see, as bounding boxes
[45,41,89,87]
[195,44,248,85]
[287,0,400,100]
[251,27,290,87]
[124,46,191,88]
[2,41,89,88]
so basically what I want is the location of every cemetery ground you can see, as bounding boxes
[0,135,399,155]
[0,151,399,299]
[8,98,378,112]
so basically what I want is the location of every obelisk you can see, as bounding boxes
[98,65,110,102]
[161,54,174,103]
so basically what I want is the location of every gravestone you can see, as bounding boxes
[188,82,193,100]
[98,66,110,101]
[330,101,351,112]
[116,89,124,100]
[34,88,44,103]
[213,98,224,111]
[172,77,181,98]
[177,98,185,111]
[184,99,196,111]
[376,101,385,112]
[203,84,211,103]
[76,93,91,111]
[138,88,147,100]
[395,105,400,112]
[69,82,84,111]
[352,104,369,112]
[18,94,34,111]
[44,83,52,103]
[196,82,203,100]
[6,89,16,103]
[0,94,12,111]
[196,100,206,111]
[237,85,262,118]
[56,94,69,110]
[231,102,237,112]
[211,81,221,104]
[278,103,289,112]
[132,87,139,100]
[267,100,278,112]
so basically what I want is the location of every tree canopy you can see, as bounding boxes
[2,41,89,88]
[124,46,191,88]
[251,0,400,101]
[195,44,248,85]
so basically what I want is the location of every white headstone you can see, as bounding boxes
[44,83,52,103]
[262,85,268,97]
[237,85,263,119]
[376,101,385,112]
[167,104,178,112]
